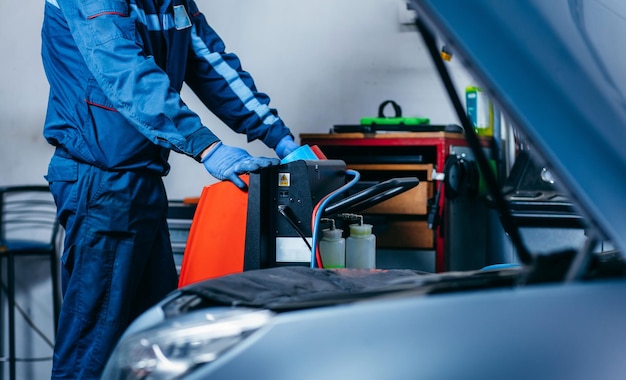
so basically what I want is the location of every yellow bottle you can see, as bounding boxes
[345,224,376,269]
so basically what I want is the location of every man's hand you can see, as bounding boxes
[275,135,299,159]
[202,142,279,190]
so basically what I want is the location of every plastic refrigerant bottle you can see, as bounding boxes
[465,85,494,136]
[319,228,345,268]
[345,223,376,269]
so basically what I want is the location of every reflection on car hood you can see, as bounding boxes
[411,0,626,254]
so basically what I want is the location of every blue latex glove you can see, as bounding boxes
[275,135,299,159]
[202,142,279,190]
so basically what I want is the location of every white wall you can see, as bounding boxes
[0,1,55,187]
[0,0,473,200]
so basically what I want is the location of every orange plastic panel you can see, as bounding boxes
[177,175,249,288]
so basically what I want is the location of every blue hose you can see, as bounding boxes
[310,169,360,268]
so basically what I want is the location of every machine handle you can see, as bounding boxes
[323,177,419,216]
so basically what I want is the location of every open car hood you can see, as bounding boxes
[410,0,626,254]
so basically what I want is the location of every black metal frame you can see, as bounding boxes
[0,185,60,380]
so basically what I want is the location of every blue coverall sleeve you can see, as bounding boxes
[183,1,293,149]
[54,0,218,160]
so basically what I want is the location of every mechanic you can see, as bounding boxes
[41,0,299,378]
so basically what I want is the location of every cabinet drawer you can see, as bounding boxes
[375,220,434,249]
[347,163,434,181]
[364,182,433,215]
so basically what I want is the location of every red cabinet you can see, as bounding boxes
[301,132,489,272]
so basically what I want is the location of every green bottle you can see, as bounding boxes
[465,86,493,136]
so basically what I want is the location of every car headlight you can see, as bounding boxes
[102,307,274,379]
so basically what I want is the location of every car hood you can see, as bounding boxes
[410,0,626,254]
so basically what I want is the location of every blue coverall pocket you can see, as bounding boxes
[82,0,133,45]
[82,0,128,19]
[46,154,79,228]
[45,153,78,183]
[84,80,157,170]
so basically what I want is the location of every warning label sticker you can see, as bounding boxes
[278,173,291,187]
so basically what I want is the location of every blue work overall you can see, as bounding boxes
[41,0,291,377]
